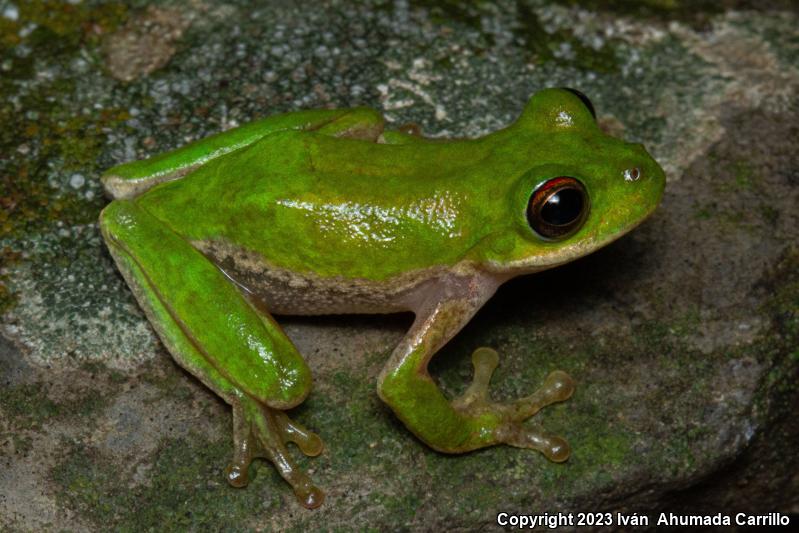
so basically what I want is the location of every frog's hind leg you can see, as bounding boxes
[103,107,384,199]
[227,397,324,508]
[452,348,575,462]
[99,199,324,508]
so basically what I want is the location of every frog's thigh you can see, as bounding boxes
[103,107,382,199]
[99,199,312,409]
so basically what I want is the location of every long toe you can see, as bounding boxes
[253,406,326,508]
[497,424,572,462]
[542,370,576,403]
[225,461,250,488]
[506,369,575,421]
[296,484,325,509]
[453,347,500,410]
[275,411,324,457]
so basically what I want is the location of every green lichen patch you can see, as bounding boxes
[10,1,127,46]
[140,356,204,404]
[51,434,286,531]
[513,2,621,72]
[0,106,128,241]
[759,249,799,335]
[406,0,490,29]
[408,0,621,72]
[0,1,125,56]
[0,2,128,240]
[0,368,111,473]
[0,383,59,431]
[0,375,108,432]
[301,364,420,476]
[752,248,799,406]
[0,247,21,313]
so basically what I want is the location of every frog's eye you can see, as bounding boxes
[527,177,590,240]
[560,88,596,120]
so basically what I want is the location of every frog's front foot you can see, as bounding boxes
[225,396,324,509]
[452,348,575,462]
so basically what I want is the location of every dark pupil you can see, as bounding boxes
[541,188,583,226]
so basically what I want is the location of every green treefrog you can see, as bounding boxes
[99,88,665,509]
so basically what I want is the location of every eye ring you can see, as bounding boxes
[527,177,590,240]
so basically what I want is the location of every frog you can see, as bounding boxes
[99,88,665,509]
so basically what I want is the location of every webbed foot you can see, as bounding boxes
[225,397,324,509]
[451,347,575,462]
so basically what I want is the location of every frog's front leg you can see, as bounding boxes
[377,275,575,460]
[99,200,325,508]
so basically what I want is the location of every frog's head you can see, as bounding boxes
[477,88,666,275]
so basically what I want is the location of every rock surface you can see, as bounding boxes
[1,1,797,530]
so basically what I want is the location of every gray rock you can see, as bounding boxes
[1,1,797,530]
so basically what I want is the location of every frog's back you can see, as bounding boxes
[134,130,496,284]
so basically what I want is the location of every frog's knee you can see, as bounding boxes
[375,369,403,408]
[99,199,138,242]
[318,107,384,140]
[264,360,313,410]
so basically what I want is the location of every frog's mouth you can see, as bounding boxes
[484,199,661,277]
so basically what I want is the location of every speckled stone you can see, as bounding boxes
[1,1,797,530]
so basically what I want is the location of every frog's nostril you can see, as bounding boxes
[623,167,641,182]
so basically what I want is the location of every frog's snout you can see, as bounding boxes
[624,144,666,190]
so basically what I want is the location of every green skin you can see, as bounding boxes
[99,89,665,509]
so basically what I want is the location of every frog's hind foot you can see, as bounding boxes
[225,398,324,509]
[452,347,575,462]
